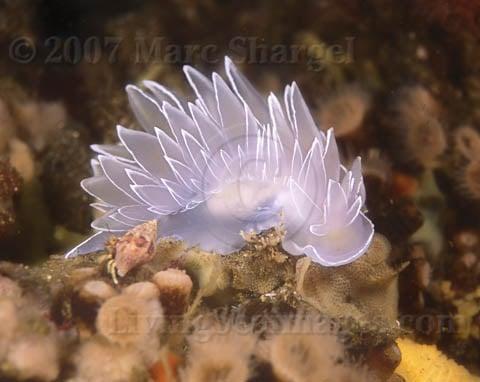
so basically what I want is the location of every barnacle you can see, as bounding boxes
[67,57,374,266]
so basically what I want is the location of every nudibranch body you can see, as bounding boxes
[66,57,374,266]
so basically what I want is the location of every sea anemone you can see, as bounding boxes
[66,57,374,267]
[180,317,257,382]
[0,298,17,360]
[73,338,148,382]
[152,269,193,315]
[79,280,117,303]
[0,276,22,300]
[260,313,370,382]
[96,294,164,349]
[458,160,480,200]
[390,86,446,168]
[316,85,370,138]
[360,148,392,185]
[453,125,480,161]
[5,335,60,382]
[123,281,160,300]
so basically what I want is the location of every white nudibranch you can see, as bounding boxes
[66,57,374,266]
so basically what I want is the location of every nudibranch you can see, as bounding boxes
[66,57,374,266]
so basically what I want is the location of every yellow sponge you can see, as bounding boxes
[396,338,480,382]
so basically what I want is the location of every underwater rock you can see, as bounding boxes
[365,341,402,381]
[0,0,36,52]
[0,160,22,239]
[368,195,424,244]
[407,171,446,261]
[40,127,92,233]
[413,0,480,36]
[0,160,21,207]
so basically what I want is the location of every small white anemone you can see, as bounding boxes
[66,57,374,266]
